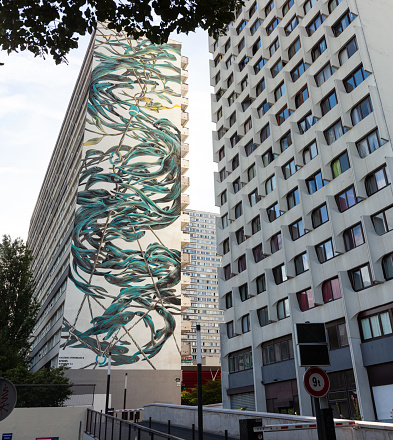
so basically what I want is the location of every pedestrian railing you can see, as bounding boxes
[86,409,186,440]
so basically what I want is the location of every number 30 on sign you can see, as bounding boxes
[303,367,330,398]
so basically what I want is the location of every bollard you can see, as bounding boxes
[225,430,228,440]
[149,416,152,428]
[168,420,171,434]
[192,423,195,440]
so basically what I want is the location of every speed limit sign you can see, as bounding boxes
[303,367,330,398]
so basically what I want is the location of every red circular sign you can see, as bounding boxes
[303,367,330,398]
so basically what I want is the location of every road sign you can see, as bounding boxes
[2,434,13,440]
[296,323,330,367]
[303,367,330,398]
[0,378,17,422]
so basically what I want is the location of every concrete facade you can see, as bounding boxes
[210,0,393,421]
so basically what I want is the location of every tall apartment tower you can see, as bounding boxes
[181,209,223,366]
[27,24,190,410]
[210,0,393,421]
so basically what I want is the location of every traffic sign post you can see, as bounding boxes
[303,367,330,398]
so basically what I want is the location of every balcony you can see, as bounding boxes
[181,212,190,229]
[181,69,189,82]
[181,83,189,96]
[181,158,189,174]
[181,97,189,111]
[181,111,189,127]
[181,320,191,334]
[181,175,190,192]
[181,274,191,290]
[181,233,190,249]
[181,56,189,69]
[181,294,191,311]
[181,252,191,268]
[181,193,190,210]
[181,127,189,142]
[181,143,189,158]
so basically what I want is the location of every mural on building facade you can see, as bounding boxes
[60,25,182,369]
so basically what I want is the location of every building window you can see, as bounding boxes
[267,17,280,36]
[241,76,248,92]
[217,125,226,139]
[256,274,266,293]
[316,239,337,263]
[304,0,317,14]
[251,18,263,35]
[219,168,227,182]
[329,0,342,13]
[331,151,350,178]
[311,37,327,61]
[295,252,309,275]
[260,124,271,143]
[238,38,245,53]
[214,72,221,85]
[226,74,233,89]
[303,141,318,164]
[265,175,276,194]
[282,158,298,179]
[339,37,358,65]
[287,187,300,209]
[273,264,287,284]
[271,232,283,254]
[258,100,270,118]
[226,55,235,69]
[312,204,328,228]
[344,65,370,93]
[269,38,280,56]
[351,96,373,126]
[247,164,256,182]
[242,96,252,111]
[228,347,253,373]
[238,254,247,273]
[237,20,247,34]
[297,288,314,311]
[258,307,269,327]
[298,113,318,134]
[228,92,238,106]
[217,108,223,121]
[262,336,293,365]
[223,238,230,254]
[326,320,348,349]
[220,190,227,205]
[249,189,260,206]
[357,129,386,158]
[265,0,274,15]
[225,292,233,309]
[291,61,309,82]
[371,205,393,236]
[229,112,237,127]
[348,264,372,291]
[256,78,266,96]
[235,202,243,218]
[295,85,309,109]
[254,57,267,74]
[225,39,231,52]
[360,307,393,342]
[239,283,250,301]
[267,202,282,222]
[252,215,261,233]
[332,11,356,37]
[239,56,250,72]
[365,166,391,196]
[253,244,264,263]
[271,59,284,78]
[315,63,336,87]
[344,223,364,251]
[336,186,360,212]
[280,131,292,152]
[214,54,222,67]
[232,154,239,170]
[290,218,307,240]
[322,277,342,303]
[288,38,301,60]
[307,13,325,36]
[324,119,347,145]
[245,141,258,157]
[282,0,294,15]
[274,82,285,101]
[321,90,338,116]
[252,38,262,56]
[242,314,250,333]
[222,213,229,229]
[262,148,277,167]
[284,15,299,36]
[233,178,241,194]
[236,227,245,244]
[276,105,292,125]
[249,2,257,17]
[277,298,290,319]
[244,118,252,133]
[230,132,239,147]
[306,171,327,194]
[224,264,232,280]
[218,147,225,161]
[227,321,235,338]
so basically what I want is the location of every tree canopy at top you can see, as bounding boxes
[0,0,243,64]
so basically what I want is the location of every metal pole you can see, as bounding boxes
[196,323,203,440]
[124,372,128,410]
[105,352,112,414]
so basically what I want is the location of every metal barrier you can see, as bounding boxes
[86,409,186,440]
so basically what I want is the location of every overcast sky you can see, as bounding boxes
[0,29,218,242]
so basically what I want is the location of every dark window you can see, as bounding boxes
[265,0,274,15]
[297,288,314,311]
[315,63,336,87]
[241,76,248,91]
[336,186,360,212]
[322,277,342,303]
[225,39,231,52]
[351,96,373,125]
[331,151,350,178]
[245,141,258,156]
[262,336,294,365]
[233,178,241,194]
[282,0,294,16]
[282,158,298,179]
[239,283,250,301]
[306,171,327,194]
[254,57,267,74]
[316,239,337,263]
[287,187,300,209]
[271,232,283,254]
[273,264,287,284]
[223,238,230,254]
[232,154,239,170]
[220,190,227,205]
[280,131,292,152]
[271,59,284,78]
[238,254,247,273]
[295,85,309,108]
[244,118,252,133]
[227,321,235,338]
[222,213,229,228]
[228,92,238,106]
[312,204,329,228]
[290,218,307,240]
[258,307,269,327]
[344,65,370,93]
[371,206,393,236]
[229,112,236,127]
[267,17,280,35]
[227,73,234,88]
[242,314,250,333]
[344,223,364,251]
[303,141,318,164]
[288,38,301,59]
[348,264,373,291]
[321,90,338,115]
[307,13,325,36]
[239,56,250,72]
[324,120,347,145]
[339,37,358,65]
[249,2,257,17]
[249,189,260,207]
[357,129,386,158]
[226,55,235,69]
[365,166,391,196]
[291,61,309,82]
[267,202,282,222]
[242,96,252,111]
[252,38,262,56]
[225,292,233,309]
[277,298,290,319]
[218,148,225,162]
[252,215,261,233]
[260,124,271,143]
[237,20,247,34]
[332,11,356,37]
[214,54,222,67]
[251,18,263,35]
[236,227,245,244]
[295,252,309,275]
[285,16,299,36]
[304,0,317,14]
[230,132,240,147]
[274,82,285,101]
[235,202,243,218]
[214,72,221,85]
[262,148,277,167]
[248,164,256,181]
[265,175,276,194]
[329,0,342,13]
[298,113,318,134]
[257,274,266,293]
[228,347,253,372]
[256,78,266,96]
[258,100,270,117]
[326,320,348,349]
[359,307,393,341]
[219,167,227,182]
[224,264,232,280]
[217,125,226,139]
[276,105,292,125]
[270,38,280,56]
[238,38,245,53]
[217,107,222,120]
[311,37,327,61]
[253,244,264,263]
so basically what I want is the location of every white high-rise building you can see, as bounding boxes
[210,0,393,421]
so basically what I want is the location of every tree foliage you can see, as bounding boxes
[181,378,222,406]
[2,366,73,407]
[0,235,39,371]
[0,0,242,64]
